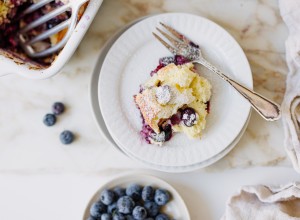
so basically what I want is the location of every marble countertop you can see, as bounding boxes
[0,0,298,219]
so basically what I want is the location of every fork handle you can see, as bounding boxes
[196,59,281,121]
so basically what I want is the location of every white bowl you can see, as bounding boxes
[0,0,103,80]
[82,173,190,220]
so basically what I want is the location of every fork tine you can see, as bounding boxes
[156,28,180,47]
[156,28,183,49]
[160,22,193,45]
[152,32,178,55]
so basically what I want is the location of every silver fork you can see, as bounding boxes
[153,22,281,121]
[18,0,88,58]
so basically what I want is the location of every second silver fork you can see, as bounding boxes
[153,22,281,121]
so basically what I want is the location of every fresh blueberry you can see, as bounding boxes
[117,196,135,214]
[90,201,107,218]
[43,113,56,126]
[154,189,170,206]
[52,102,65,115]
[101,213,112,220]
[174,55,190,65]
[108,202,117,214]
[181,107,197,127]
[155,214,169,220]
[59,130,74,144]
[113,212,125,220]
[100,189,116,205]
[159,56,175,66]
[113,187,126,199]
[142,186,154,202]
[132,206,147,220]
[126,184,142,201]
[125,216,134,220]
[144,201,159,217]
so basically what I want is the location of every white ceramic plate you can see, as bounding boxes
[99,13,252,167]
[82,174,190,220]
[90,16,251,172]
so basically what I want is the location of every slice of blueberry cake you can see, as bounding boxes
[134,55,212,146]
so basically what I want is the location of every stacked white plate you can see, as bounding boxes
[90,13,252,173]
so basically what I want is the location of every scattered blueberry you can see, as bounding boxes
[126,184,142,201]
[90,201,107,218]
[43,113,56,126]
[132,206,147,220]
[113,212,126,220]
[108,202,117,214]
[155,214,170,220]
[59,130,74,144]
[101,213,112,220]
[181,107,197,127]
[100,189,116,205]
[159,56,175,66]
[113,187,126,199]
[142,186,154,202]
[154,189,170,206]
[117,196,135,214]
[52,102,65,115]
[144,201,159,217]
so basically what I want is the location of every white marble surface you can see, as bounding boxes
[0,0,298,219]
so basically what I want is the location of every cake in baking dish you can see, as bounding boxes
[134,56,212,146]
[0,0,87,69]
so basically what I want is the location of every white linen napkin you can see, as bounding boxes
[221,182,300,220]
[279,0,300,173]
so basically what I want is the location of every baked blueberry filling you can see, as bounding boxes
[0,0,85,68]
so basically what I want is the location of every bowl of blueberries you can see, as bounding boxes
[83,174,190,220]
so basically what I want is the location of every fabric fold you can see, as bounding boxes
[280,0,300,173]
[221,183,300,220]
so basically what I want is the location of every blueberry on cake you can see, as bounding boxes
[134,56,212,145]
[0,0,87,68]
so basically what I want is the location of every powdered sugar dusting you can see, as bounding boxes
[156,85,171,105]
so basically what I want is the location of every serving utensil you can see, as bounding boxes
[18,0,88,58]
[153,22,281,121]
